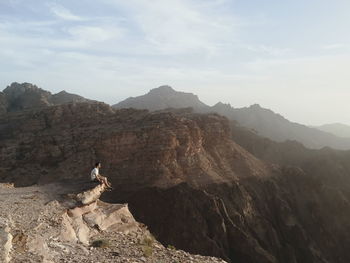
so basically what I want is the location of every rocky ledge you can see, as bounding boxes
[0,183,226,263]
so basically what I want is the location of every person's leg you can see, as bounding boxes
[100,175,112,188]
[97,176,105,186]
[104,177,112,188]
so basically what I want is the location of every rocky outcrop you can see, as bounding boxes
[76,183,107,205]
[62,184,141,246]
[2,82,91,112]
[1,103,350,262]
[0,183,226,262]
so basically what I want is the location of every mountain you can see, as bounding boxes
[114,86,350,150]
[211,102,350,150]
[51,90,89,105]
[229,121,350,189]
[113,85,209,112]
[313,123,350,138]
[2,103,350,263]
[2,82,91,112]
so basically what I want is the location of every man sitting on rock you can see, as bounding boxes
[91,162,112,189]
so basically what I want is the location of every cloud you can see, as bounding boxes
[242,44,292,56]
[67,26,123,43]
[111,0,237,55]
[49,3,83,21]
[1,0,349,125]
[321,43,347,50]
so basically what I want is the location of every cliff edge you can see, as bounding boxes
[0,182,226,263]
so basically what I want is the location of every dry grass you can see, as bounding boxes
[140,234,156,257]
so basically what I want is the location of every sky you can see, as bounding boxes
[0,0,350,125]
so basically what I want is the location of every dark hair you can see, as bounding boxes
[95,162,101,167]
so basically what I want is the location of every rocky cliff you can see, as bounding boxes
[1,103,350,262]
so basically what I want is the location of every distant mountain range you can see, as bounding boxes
[0,82,91,113]
[113,86,350,150]
[312,123,350,138]
[2,82,350,150]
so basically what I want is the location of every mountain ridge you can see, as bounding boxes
[312,123,350,138]
[3,82,350,150]
[114,85,350,150]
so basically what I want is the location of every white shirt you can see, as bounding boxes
[90,168,99,181]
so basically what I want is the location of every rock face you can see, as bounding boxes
[2,82,91,112]
[113,86,350,150]
[0,103,267,187]
[1,103,350,263]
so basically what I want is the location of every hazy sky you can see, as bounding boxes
[0,0,349,125]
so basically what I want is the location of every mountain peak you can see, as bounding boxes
[1,82,90,112]
[7,82,38,89]
[249,103,262,109]
[149,85,176,95]
[3,82,49,96]
[113,85,209,112]
[56,90,68,94]
[214,102,232,108]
